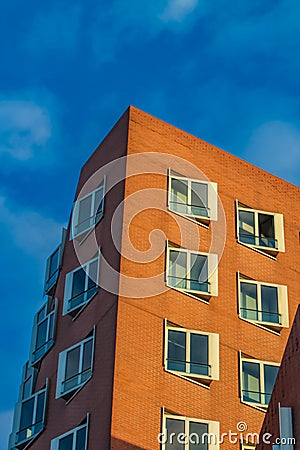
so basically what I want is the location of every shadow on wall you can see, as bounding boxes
[111,437,146,450]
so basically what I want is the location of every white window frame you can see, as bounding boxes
[56,329,96,399]
[30,298,58,365]
[236,202,285,254]
[71,178,106,239]
[162,411,220,450]
[168,169,218,223]
[166,243,218,298]
[44,228,67,294]
[50,415,89,450]
[15,381,48,446]
[238,274,289,331]
[63,250,100,316]
[164,321,219,384]
[240,353,279,409]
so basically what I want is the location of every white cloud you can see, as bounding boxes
[160,0,199,22]
[244,121,300,186]
[0,196,65,258]
[0,100,52,161]
[0,410,13,449]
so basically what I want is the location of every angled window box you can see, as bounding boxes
[237,202,285,256]
[166,243,218,300]
[168,170,218,225]
[50,415,89,450]
[71,178,106,240]
[30,298,58,366]
[240,353,279,410]
[161,410,220,449]
[238,274,289,332]
[56,329,95,400]
[164,321,219,386]
[63,251,100,316]
[44,228,67,295]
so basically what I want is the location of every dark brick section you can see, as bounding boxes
[257,305,300,449]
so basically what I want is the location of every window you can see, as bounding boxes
[71,180,105,238]
[240,354,279,408]
[164,322,219,385]
[166,244,218,298]
[238,275,289,331]
[63,252,100,315]
[21,362,36,400]
[30,299,57,365]
[168,170,218,223]
[237,203,285,254]
[44,228,67,295]
[9,381,48,449]
[50,417,89,450]
[56,331,95,399]
[161,411,220,449]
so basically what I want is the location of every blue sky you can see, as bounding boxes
[1,0,300,447]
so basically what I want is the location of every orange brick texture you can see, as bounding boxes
[110,107,300,449]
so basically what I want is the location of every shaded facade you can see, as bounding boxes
[8,107,300,449]
[257,305,300,449]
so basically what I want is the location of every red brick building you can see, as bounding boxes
[9,107,300,450]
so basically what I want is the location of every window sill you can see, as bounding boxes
[164,368,212,389]
[237,239,280,260]
[166,284,212,303]
[168,207,211,229]
[238,316,283,335]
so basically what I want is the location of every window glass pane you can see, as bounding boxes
[167,330,186,373]
[22,378,32,399]
[189,421,209,450]
[70,268,86,309]
[49,248,60,279]
[264,365,279,404]
[190,334,209,376]
[82,340,93,382]
[258,214,275,247]
[49,312,55,339]
[170,178,188,214]
[239,211,255,245]
[58,434,73,450]
[20,398,34,430]
[65,346,80,390]
[165,418,185,450]
[77,195,92,234]
[94,186,104,222]
[87,260,98,299]
[37,305,47,323]
[190,254,208,292]
[169,251,187,289]
[76,427,87,450]
[240,283,258,321]
[36,319,48,350]
[242,362,260,403]
[191,182,208,217]
[261,286,279,323]
[35,392,45,424]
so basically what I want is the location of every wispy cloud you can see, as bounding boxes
[0,196,65,258]
[0,100,51,161]
[160,0,199,22]
[244,120,300,186]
